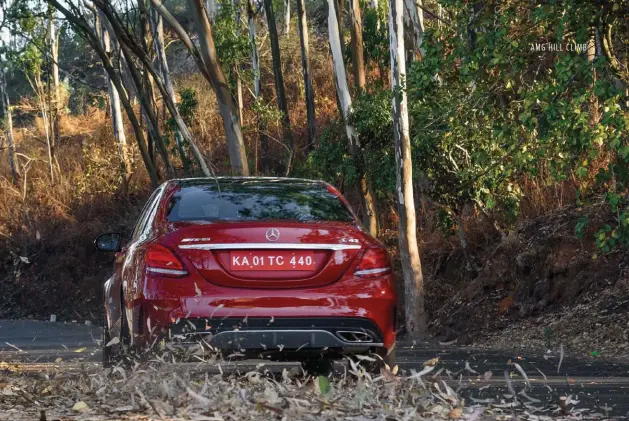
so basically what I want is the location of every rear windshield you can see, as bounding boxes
[166,183,355,223]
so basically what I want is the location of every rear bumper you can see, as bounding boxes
[169,317,384,351]
[132,273,396,350]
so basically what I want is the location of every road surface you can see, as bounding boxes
[1,319,628,417]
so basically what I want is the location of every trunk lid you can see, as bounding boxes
[163,221,366,288]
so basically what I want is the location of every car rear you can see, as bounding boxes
[134,178,396,358]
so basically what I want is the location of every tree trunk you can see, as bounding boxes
[403,0,424,58]
[233,0,244,128]
[96,11,132,184]
[284,0,290,36]
[349,0,365,91]
[188,0,249,175]
[247,0,261,98]
[263,0,294,173]
[328,0,378,236]
[389,0,426,338]
[138,0,174,178]
[588,30,599,125]
[0,63,18,185]
[150,7,192,174]
[48,13,60,152]
[335,0,344,38]
[29,72,54,183]
[296,0,316,150]
[247,0,267,174]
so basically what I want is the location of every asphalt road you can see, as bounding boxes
[1,319,628,417]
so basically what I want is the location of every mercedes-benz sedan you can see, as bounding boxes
[96,177,396,367]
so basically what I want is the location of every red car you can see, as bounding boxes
[96,177,396,368]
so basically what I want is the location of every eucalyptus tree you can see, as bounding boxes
[389,0,426,336]
[295,0,315,149]
[92,8,132,184]
[151,0,249,175]
[327,0,378,236]
[263,0,294,173]
[149,6,191,174]
[47,0,161,187]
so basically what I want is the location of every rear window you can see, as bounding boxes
[166,183,355,223]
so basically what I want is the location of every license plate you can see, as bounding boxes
[230,250,315,271]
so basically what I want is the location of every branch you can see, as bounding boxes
[600,23,627,83]
[13,29,101,89]
[149,0,213,84]
[414,1,451,27]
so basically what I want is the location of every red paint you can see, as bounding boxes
[103,179,397,352]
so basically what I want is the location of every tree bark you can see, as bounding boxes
[296,0,316,150]
[335,0,344,39]
[349,0,365,91]
[247,0,261,98]
[188,0,250,175]
[404,0,424,58]
[95,10,132,184]
[233,0,244,128]
[328,0,378,236]
[263,0,294,173]
[150,7,192,174]
[50,0,160,188]
[588,30,599,125]
[284,0,290,36]
[389,0,426,338]
[0,63,18,185]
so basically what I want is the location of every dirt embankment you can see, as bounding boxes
[424,204,629,359]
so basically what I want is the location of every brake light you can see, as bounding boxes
[145,244,187,277]
[355,247,391,276]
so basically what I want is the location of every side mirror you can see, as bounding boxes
[95,233,123,252]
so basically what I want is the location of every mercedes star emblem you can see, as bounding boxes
[265,228,280,242]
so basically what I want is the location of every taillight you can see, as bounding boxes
[145,244,187,277]
[355,247,391,276]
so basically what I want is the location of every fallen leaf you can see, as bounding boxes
[54,357,63,364]
[74,347,87,353]
[72,401,89,412]
[449,407,463,418]
[19,256,30,264]
[317,375,331,396]
[106,337,120,347]
[424,357,440,367]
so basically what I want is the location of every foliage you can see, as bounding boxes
[300,123,356,186]
[361,0,388,74]
[350,88,396,197]
[212,0,251,90]
[405,0,629,239]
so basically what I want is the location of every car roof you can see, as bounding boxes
[171,177,329,190]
